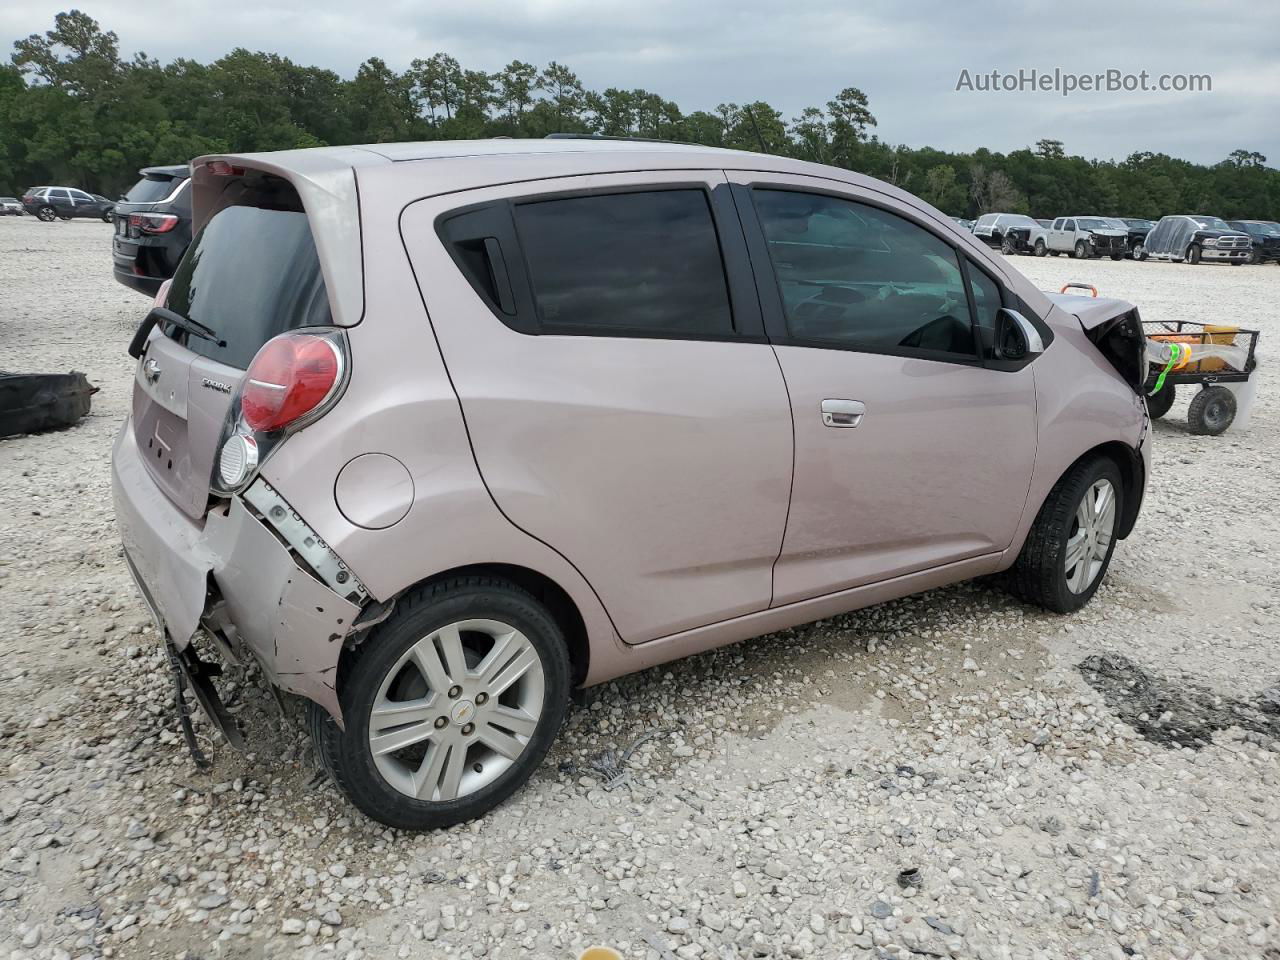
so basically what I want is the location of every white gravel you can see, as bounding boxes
[1,216,1278,960]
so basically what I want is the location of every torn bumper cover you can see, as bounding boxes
[112,417,361,722]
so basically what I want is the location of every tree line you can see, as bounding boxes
[3,10,1277,222]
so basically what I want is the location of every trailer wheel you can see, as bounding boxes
[1187,386,1236,436]
[1145,385,1175,420]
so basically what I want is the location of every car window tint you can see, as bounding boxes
[125,177,181,203]
[968,263,1002,334]
[1064,220,1076,230]
[513,190,733,337]
[70,190,93,201]
[753,189,976,358]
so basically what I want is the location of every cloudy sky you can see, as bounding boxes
[4,0,1278,165]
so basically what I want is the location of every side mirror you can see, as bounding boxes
[994,308,1045,362]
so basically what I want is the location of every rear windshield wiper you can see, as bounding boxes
[128,306,226,358]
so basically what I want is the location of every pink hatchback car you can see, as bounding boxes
[112,138,1150,829]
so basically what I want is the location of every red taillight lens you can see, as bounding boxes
[241,334,341,433]
[206,160,244,177]
[139,213,179,234]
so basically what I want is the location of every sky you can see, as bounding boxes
[4,0,1278,166]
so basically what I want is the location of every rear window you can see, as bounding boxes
[125,176,183,203]
[512,190,734,337]
[164,204,330,368]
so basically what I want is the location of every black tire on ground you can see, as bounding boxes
[1049,250,1061,257]
[58,214,71,221]
[1145,384,1175,419]
[1249,248,1263,264]
[1034,239,1047,257]
[1001,235,1016,255]
[101,210,112,223]
[1186,243,1202,265]
[1110,253,1123,261]
[1187,385,1237,436]
[311,576,571,830]
[1073,240,1090,259]
[36,205,56,222]
[1133,242,1147,261]
[1008,455,1123,614]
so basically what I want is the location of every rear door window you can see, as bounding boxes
[512,190,734,337]
[163,203,330,369]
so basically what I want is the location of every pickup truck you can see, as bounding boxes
[972,213,1047,256]
[1045,217,1128,259]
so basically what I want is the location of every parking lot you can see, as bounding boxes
[1,215,1278,959]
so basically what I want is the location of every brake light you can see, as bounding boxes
[241,333,343,433]
[206,160,244,177]
[139,213,179,234]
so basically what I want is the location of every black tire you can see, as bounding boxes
[1009,456,1123,614]
[1145,384,1175,419]
[1110,254,1123,261]
[1132,242,1147,261]
[1249,248,1262,265]
[1001,235,1016,255]
[1186,243,1201,265]
[1049,250,1061,257]
[1073,240,1090,259]
[36,205,56,222]
[1187,385,1236,436]
[58,214,72,221]
[101,210,112,223]
[1034,238,1047,257]
[311,576,571,830]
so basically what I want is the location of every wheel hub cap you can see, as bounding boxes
[1065,479,1117,594]
[366,618,545,802]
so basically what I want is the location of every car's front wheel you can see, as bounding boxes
[311,576,571,830]
[1186,243,1202,265]
[101,210,112,223]
[1132,241,1147,261]
[1073,240,1090,259]
[1009,456,1123,614]
[1034,239,1047,257]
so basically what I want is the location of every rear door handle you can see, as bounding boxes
[821,399,865,428]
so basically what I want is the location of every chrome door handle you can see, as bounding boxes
[821,399,865,428]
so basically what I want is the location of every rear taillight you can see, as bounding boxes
[241,334,342,433]
[214,331,348,493]
[129,212,179,234]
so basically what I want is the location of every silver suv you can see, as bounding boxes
[112,139,1151,829]
[1045,217,1128,260]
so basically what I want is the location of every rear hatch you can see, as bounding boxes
[114,168,190,264]
[131,174,332,519]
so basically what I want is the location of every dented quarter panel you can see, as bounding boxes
[205,498,359,722]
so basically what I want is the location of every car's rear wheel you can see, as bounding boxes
[1187,385,1236,436]
[1009,456,1122,613]
[311,576,571,830]
[1110,253,1123,261]
[36,205,56,222]
[1073,240,1090,259]
[1145,384,1175,419]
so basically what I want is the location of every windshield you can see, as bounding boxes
[124,176,184,203]
[1123,219,1153,229]
[164,203,331,369]
[1003,215,1037,227]
[1077,218,1112,230]
[1193,217,1232,231]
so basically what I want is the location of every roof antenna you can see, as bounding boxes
[743,106,767,153]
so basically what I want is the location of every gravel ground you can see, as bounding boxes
[1,215,1278,960]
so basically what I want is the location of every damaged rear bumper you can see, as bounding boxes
[112,416,361,722]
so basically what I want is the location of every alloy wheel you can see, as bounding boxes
[1064,479,1117,594]
[367,618,544,802]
